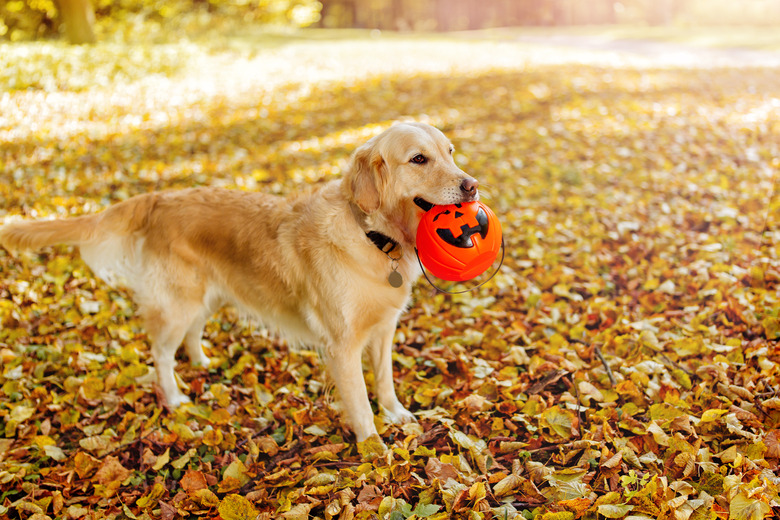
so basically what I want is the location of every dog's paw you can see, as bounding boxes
[166,393,192,409]
[191,354,212,368]
[382,403,417,425]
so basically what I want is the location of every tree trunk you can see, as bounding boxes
[57,0,96,44]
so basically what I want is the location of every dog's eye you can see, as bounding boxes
[411,154,427,164]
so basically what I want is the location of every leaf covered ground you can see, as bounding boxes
[1,27,779,520]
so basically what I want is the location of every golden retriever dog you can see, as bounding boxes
[0,122,479,443]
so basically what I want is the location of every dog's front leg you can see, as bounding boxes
[369,326,416,425]
[324,344,378,443]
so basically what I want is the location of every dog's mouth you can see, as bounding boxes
[413,197,435,212]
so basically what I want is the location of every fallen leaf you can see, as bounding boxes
[217,494,258,520]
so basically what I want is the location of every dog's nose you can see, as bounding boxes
[460,177,479,195]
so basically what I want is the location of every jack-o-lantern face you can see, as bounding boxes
[416,201,502,281]
[433,205,490,248]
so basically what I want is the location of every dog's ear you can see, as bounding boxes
[345,141,387,214]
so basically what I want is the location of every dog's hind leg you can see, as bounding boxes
[183,308,214,368]
[141,304,201,408]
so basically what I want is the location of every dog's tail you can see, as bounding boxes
[0,192,158,255]
[0,214,102,253]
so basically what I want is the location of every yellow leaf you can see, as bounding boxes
[642,278,659,290]
[597,504,634,518]
[763,397,780,410]
[469,481,487,501]
[728,491,771,520]
[219,459,251,492]
[217,494,258,520]
[719,445,739,464]
[545,469,589,501]
[280,502,314,520]
[539,513,574,520]
[762,316,779,339]
[79,435,113,453]
[152,448,170,471]
[700,409,728,423]
[357,434,387,460]
[540,406,575,441]
[578,381,605,404]
[646,421,670,446]
[202,428,223,447]
[44,445,67,461]
[172,448,197,469]
[169,422,197,442]
[10,405,35,422]
[33,435,56,448]
[136,482,166,509]
[80,376,104,400]
[493,474,521,497]
[192,488,220,508]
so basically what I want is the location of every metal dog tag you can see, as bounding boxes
[388,270,403,288]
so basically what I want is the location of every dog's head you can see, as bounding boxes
[344,123,479,241]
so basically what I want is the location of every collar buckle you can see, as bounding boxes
[366,231,399,256]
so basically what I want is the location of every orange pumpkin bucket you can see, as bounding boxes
[415,201,503,282]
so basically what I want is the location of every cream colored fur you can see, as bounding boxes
[0,123,479,443]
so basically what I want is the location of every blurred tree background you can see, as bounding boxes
[3,0,780,44]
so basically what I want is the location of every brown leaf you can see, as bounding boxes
[728,384,754,401]
[159,501,176,520]
[527,369,567,394]
[356,485,382,511]
[180,469,209,494]
[94,456,132,487]
[281,503,315,520]
[764,430,780,459]
[425,457,458,481]
[451,487,470,513]
[517,479,547,505]
[141,448,157,467]
[601,451,623,469]
[73,451,101,479]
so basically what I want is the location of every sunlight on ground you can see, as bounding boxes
[3,28,779,152]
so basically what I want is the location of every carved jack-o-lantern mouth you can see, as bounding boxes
[416,201,502,282]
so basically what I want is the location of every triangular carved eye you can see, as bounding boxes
[435,207,490,248]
